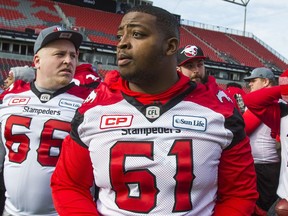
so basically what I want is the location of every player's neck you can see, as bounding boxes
[34,82,55,93]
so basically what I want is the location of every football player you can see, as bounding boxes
[51,5,258,216]
[0,25,90,215]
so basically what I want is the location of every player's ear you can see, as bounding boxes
[165,37,179,56]
[263,78,270,87]
[33,54,40,69]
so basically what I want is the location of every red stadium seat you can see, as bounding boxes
[230,34,288,70]
[184,26,265,68]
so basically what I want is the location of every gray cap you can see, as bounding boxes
[34,25,83,54]
[244,67,275,81]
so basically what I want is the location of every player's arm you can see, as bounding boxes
[0,125,5,172]
[243,86,281,134]
[242,109,262,136]
[0,125,6,215]
[51,135,100,216]
[213,136,258,216]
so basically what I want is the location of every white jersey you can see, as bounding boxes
[0,81,89,216]
[249,122,279,163]
[278,105,288,199]
[66,78,255,215]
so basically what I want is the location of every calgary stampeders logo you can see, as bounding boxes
[181,45,198,57]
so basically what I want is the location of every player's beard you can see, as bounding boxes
[191,73,208,84]
[201,73,208,84]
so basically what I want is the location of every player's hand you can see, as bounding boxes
[275,198,288,216]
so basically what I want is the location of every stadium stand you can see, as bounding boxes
[88,35,118,46]
[0,58,32,80]
[184,25,264,68]
[58,2,122,34]
[229,34,288,71]
[0,0,287,91]
[179,27,224,63]
[0,0,61,32]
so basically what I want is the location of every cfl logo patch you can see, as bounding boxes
[40,93,51,102]
[146,106,160,119]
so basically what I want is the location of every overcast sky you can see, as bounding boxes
[152,0,288,63]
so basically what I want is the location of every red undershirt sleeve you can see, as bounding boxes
[243,86,281,135]
[51,135,100,216]
[242,109,262,136]
[213,136,258,216]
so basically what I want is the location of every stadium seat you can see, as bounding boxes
[230,34,288,70]
[185,25,265,68]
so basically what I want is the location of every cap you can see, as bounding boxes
[177,45,206,66]
[244,67,275,81]
[9,65,35,82]
[34,25,83,54]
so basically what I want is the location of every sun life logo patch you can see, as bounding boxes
[173,115,207,131]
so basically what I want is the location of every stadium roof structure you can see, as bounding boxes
[222,0,251,33]
[222,0,250,6]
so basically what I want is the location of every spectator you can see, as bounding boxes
[73,62,102,89]
[0,25,90,216]
[51,5,257,216]
[226,82,246,114]
[3,65,35,90]
[243,67,280,215]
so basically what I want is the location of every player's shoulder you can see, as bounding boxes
[7,80,30,92]
[77,81,123,114]
[66,84,93,100]
[0,80,30,100]
[191,82,236,117]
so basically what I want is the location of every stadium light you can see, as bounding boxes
[222,0,250,35]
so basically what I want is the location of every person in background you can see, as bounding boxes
[226,82,246,114]
[177,44,243,113]
[243,69,288,216]
[73,62,102,89]
[3,65,35,90]
[177,44,207,83]
[243,67,280,215]
[51,5,257,216]
[0,153,4,215]
[0,25,91,216]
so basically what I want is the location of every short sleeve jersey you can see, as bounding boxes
[278,103,288,198]
[70,77,246,215]
[0,81,89,215]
